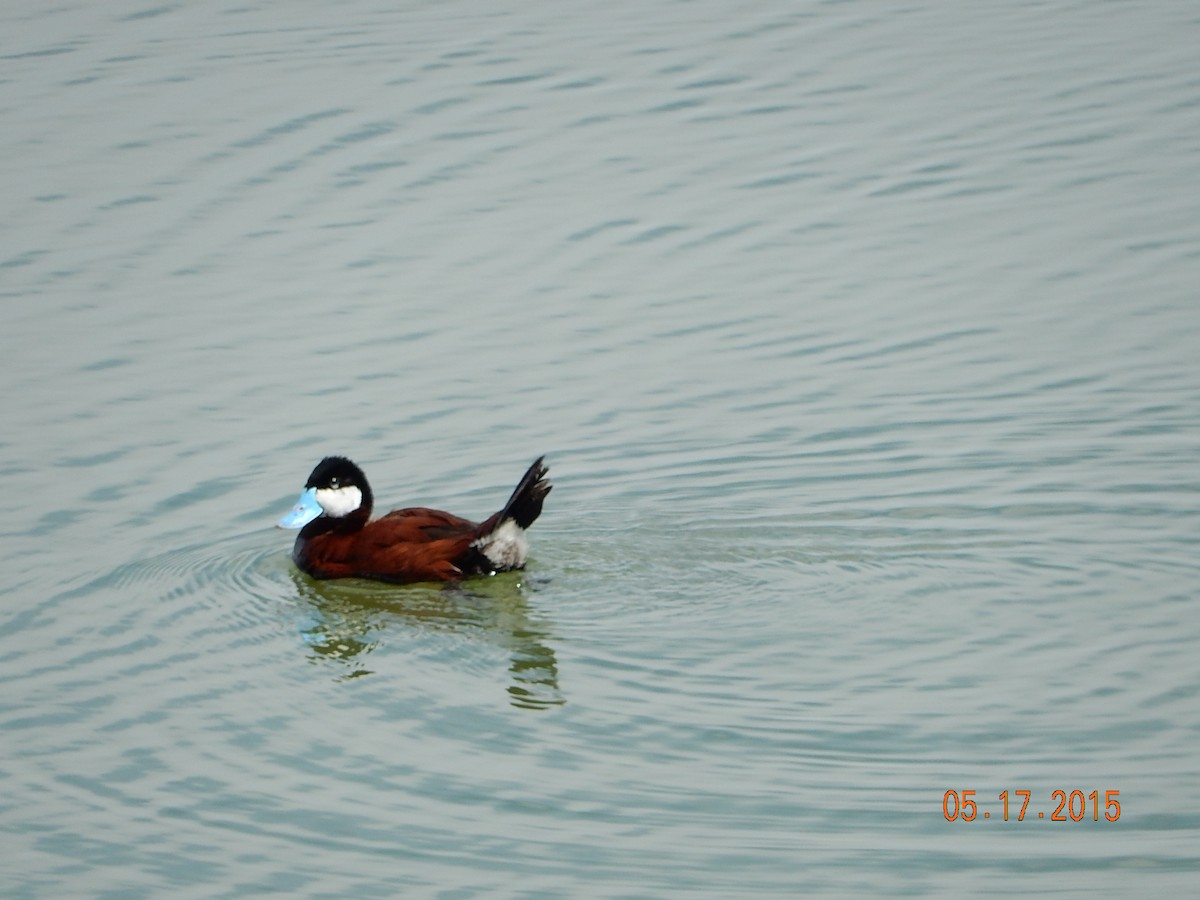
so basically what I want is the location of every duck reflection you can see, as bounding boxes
[288,570,563,709]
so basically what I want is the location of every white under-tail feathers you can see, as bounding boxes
[468,455,549,572]
[471,519,529,571]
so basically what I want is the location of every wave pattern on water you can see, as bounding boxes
[3,0,1200,895]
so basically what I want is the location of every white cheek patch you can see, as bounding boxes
[315,485,363,518]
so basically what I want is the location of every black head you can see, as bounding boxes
[305,456,368,492]
[304,456,374,520]
[279,456,374,530]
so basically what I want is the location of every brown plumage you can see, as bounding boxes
[278,456,551,584]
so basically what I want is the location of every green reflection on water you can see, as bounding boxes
[289,571,563,710]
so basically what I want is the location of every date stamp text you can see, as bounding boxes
[943,790,1121,822]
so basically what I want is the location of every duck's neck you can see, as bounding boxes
[299,503,371,538]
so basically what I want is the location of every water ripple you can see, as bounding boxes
[4,0,1200,894]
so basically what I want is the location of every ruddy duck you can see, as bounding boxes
[278,456,551,583]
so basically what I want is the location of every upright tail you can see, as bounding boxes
[498,456,552,529]
[469,456,552,573]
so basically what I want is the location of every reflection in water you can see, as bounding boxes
[289,571,563,709]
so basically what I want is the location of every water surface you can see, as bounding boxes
[3,1,1199,896]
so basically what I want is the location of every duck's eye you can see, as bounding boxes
[329,477,340,489]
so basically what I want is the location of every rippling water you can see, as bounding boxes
[4,0,1199,896]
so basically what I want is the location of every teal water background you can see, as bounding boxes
[3,1,1199,896]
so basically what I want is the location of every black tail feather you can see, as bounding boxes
[498,456,552,529]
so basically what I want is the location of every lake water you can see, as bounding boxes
[3,1,1199,896]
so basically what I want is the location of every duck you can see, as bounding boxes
[278,455,551,583]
